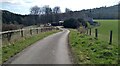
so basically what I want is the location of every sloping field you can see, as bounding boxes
[93,20,118,44]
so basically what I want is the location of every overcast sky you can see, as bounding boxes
[0,0,119,15]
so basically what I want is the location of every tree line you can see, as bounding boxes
[2,5,86,31]
[2,4,119,31]
[2,6,74,26]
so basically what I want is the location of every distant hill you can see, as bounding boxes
[2,10,24,24]
[2,10,39,26]
[79,4,119,19]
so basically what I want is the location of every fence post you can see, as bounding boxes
[51,27,52,31]
[21,29,24,37]
[7,33,10,41]
[44,28,46,32]
[95,29,98,39]
[46,28,48,31]
[41,28,42,32]
[30,29,32,35]
[36,29,38,34]
[7,32,12,41]
[86,29,88,35]
[109,30,112,44]
[89,28,91,35]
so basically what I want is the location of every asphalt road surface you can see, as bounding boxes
[6,28,72,64]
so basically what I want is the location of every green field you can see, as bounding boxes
[92,20,118,44]
[69,20,119,64]
[69,29,118,64]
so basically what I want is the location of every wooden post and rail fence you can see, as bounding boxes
[0,27,59,46]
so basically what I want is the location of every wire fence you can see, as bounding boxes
[78,27,113,44]
[86,28,113,44]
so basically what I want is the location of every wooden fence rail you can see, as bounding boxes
[1,27,59,46]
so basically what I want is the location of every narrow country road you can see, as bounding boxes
[6,28,72,64]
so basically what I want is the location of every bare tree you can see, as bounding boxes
[43,5,52,15]
[38,5,53,23]
[52,6,61,22]
[30,6,40,15]
[65,8,72,13]
[53,6,61,14]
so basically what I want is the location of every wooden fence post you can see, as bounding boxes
[95,29,98,39]
[46,28,47,31]
[21,29,24,37]
[86,29,88,35]
[7,33,10,41]
[7,32,12,41]
[109,30,112,44]
[41,28,43,32]
[51,27,52,31]
[89,28,91,35]
[30,29,32,35]
[45,28,46,32]
[36,29,38,34]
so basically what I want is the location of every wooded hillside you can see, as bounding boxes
[80,4,119,19]
[1,4,119,31]
[2,4,119,24]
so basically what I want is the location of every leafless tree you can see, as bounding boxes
[53,6,61,14]
[30,6,40,15]
[43,5,52,15]
[65,8,72,13]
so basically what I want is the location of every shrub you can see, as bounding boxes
[2,24,24,31]
[78,18,88,28]
[63,18,80,28]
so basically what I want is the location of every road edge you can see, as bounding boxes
[67,29,75,64]
[3,31,61,64]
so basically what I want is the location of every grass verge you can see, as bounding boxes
[69,29,118,64]
[2,30,60,63]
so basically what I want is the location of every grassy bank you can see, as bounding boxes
[2,30,60,63]
[69,29,118,64]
